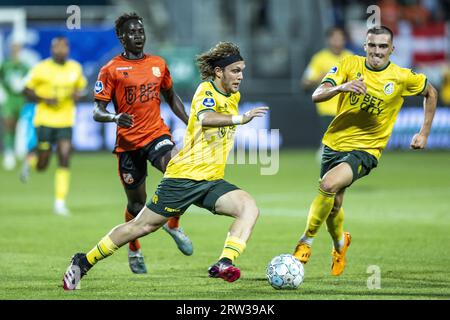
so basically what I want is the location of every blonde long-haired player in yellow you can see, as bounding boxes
[62,42,269,290]
[293,26,437,276]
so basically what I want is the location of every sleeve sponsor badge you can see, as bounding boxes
[94,81,103,94]
[202,97,216,108]
[328,66,338,74]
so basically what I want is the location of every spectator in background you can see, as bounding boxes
[302,27,353,161]
[0,43,29,171]
[379,0,402,34]
[402,0,431,26]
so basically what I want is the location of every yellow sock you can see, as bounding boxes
[303,187,336,238]
[55,167,70,202]
[219,234,247,263]
[86,236,119,266]
[326,207,345,245]
[29,154,38,170]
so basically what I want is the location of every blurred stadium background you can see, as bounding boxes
[1,0,450,151]
[0,0,449,300]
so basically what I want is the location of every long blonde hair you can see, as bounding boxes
[196,42,242,80]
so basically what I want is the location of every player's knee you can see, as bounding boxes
[319,180,339,194]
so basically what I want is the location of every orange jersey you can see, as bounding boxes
[94,54,173,152]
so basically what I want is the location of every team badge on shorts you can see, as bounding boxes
[94,81,103,94]
[122,173,135,185]
[152,67,161,77]
[384,82,394,95]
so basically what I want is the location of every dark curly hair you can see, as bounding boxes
[115,12,143,38]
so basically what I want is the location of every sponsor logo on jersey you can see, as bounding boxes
[116,66,132,71]
[152,194,158,204]
[152,67,161,77]
[384,82,394,95]
[154,139,174,151]
[328,66,338,74]
[202,97,216,108]
[122,173,134,185]
[94,81,103,94]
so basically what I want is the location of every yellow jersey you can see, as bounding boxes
[303,48,353,116]
[165,81,240,181]
[322,55,427,159]
[25,58,87,128]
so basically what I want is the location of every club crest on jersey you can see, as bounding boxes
[94,81,103,94]
[202,97,216,108]
[384,82,394,95]
[328,66,338,74]
[152,67,161,77]
[122,173,134,185]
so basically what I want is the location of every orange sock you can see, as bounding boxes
[167,216,180,229]
[125,209,141,251]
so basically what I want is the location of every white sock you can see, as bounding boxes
[299,235,314,246]
[333,236,345,251]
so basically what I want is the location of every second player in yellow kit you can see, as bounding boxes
[293,26,437,276]
[23,37,87,215]
[62,42,269,290]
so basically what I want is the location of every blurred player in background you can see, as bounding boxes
[92,13,192,274]
[302,27,353,161]
[293,26,437,276]
[22,37,87,216]
[0,42,29,170]
[63,41,269,290]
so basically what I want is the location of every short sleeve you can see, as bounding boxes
[94,67,114,101]
[320,56,350,87]
[303,55,322,82]
[193,85,217,120]
[161,63,173,90]
[402,69,427,97]
[24,64,42,90]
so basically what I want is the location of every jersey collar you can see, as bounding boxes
[120,53,147,61]
[210,81,231,97]
[364,59,391,72]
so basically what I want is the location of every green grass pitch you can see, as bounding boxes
[0,150,449,300]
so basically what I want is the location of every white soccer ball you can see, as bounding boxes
[266,254,304,290]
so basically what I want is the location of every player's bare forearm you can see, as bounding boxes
[23,87,57,105]
[200,107,269,128]
[419,83,438,137]
[312,83,342,103]
[312,79,366,103]
[93,99,133,128]
[93,99,115,122]
[162,87,189,125]
[410,83,438,150]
